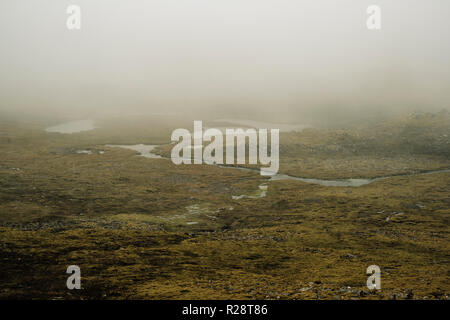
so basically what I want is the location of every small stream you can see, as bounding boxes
[45,120,450,188]
[105,144,450,188]
[105,144,162,159]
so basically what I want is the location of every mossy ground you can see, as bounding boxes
[0,113,448,299]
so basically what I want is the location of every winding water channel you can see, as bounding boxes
[46,120,450,188]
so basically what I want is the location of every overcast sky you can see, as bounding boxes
[1,0,449,120]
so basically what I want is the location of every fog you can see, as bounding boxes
[1,0,449,123]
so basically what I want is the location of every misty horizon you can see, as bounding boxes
[1,0,449,122]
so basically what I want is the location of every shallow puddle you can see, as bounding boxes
[213,118,310,132]
[232,184,268,200]
[106,144,162,159]
[45,120,96,134]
